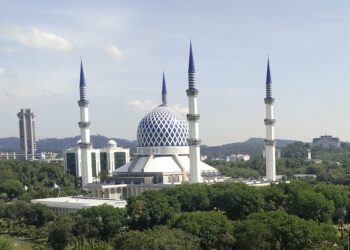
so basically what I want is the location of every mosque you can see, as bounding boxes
[63,43,278,201]
[64,43,227,196]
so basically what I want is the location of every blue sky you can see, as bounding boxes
[0,0,350,145]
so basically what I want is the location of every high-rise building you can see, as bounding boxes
[17,108,37,160]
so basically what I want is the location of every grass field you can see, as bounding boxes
[0,235,39,250]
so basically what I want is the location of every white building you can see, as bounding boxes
[63,140,130,183]
[0,152,16,160]
[227,154,250,162]
[307,149,312,160]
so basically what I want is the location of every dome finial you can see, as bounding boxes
[162,71,167,106]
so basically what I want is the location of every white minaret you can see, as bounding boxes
[264,59,276,181]
[186,43,202,183]
[307,149,312,160]
[78,61,93,188]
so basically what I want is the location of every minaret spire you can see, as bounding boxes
[264,58,276,181]
[266,58,272,98]
[186,41,202,183]
[80,60,87,102]
[188,42,196,75]
[161,71,167,106]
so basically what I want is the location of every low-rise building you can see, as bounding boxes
[63,140,130,183]
[31,196,127,213]
[226,154,250,162]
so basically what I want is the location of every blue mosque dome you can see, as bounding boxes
[137,106,189,147]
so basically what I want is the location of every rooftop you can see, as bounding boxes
[31,196,127,209]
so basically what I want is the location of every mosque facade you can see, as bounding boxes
[64,44,280,191]
[64,43,224,189]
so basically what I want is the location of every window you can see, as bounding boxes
[114,152,126,169]
[66,153,76,176]
[91,152,97,177]
[100,152,108,171]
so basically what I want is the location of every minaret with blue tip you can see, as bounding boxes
[161,72,167,106]
[186,42,202,183]
[264,58,276,181]
[78,60,93,187]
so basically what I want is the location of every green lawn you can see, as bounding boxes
[0,235,39,250]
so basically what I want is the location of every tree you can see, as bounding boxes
[282,141,307,159]
[127,190,180,229]
[0,237,13,250]
[261,184,288,211]
[161,184,212,212]
[233,218,273,249]
[113,226,201,250]
[0,179,24,200]
[211,183,264,220]
[209,160,261,179]
[315,182,349,222]
[288,189,335,223]
[47,214,74,250]
[73,204,126,241]
[233,210,339,250]
[28,203,55,227]
[0,193,7,202]
[65,239,113,250]
[5,200,31,225]
[172,211,234,249]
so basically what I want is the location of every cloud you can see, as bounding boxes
[2,89,15,98]
[7,26,74,51]
[128,100,157,111]
[0,46,19,53]
[105,44,123,59]
[172,105,188,115]
[42,89,56,98]
[128,100,188,115]
[0,67,17,78]
[0,67,7,76]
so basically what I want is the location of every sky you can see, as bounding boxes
[0,1,350,146]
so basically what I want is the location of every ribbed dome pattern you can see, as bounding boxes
[137,106,189,147]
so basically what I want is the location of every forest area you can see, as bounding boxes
[0,142,350,249]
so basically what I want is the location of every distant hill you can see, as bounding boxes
[0,137,20,151]
[0,135,302,159]
[37,135,137,153]
[0,135,137,153]
[201,138,297,159]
